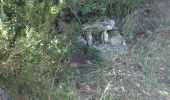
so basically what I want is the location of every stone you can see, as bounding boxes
[101,30,109,43]
[82,18,116,45]
[107,28,127,46]
[109,33,124,46]
[81,18,128,61]
[94,43,128,60]
[85,31,93,46]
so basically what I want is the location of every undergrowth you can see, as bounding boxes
[1,0,165,100]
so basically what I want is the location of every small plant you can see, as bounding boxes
[0,0,76,99]
[2,0,164,100]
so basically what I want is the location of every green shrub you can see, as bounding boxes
[0,0,152,99]
[0,0,76,99]
[66,0,151,23]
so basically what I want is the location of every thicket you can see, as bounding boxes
[0,0,150,99]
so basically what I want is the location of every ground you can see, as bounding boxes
[1,0,170,100]
[67,0,170,99]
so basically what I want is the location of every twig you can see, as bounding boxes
[68,6,82,25]
[99,82,111,100]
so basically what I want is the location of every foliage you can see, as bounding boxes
[0,0,75,99]
[0,0,153,99]
[66,0,151,23]
[108,0,151,20]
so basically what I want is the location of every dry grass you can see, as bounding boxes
[65,1,170,100]
[1,0,170,100]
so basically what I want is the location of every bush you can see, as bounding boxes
[0,0,76,99]
[65,0,151,23]
[0,0,152,99]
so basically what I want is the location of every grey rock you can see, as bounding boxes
[82,18,116,45]
[85,31,93,46]
[108,28,127,46]
[101,30,109,43]
[94,44,128,54]
[81,18,128,61]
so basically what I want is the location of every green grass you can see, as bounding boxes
[65,29,170,100]
[63,1,170,99]
[2,0,170,100]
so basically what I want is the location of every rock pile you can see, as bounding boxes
[80,18,128,60]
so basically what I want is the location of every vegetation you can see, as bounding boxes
[1,0,170,100]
